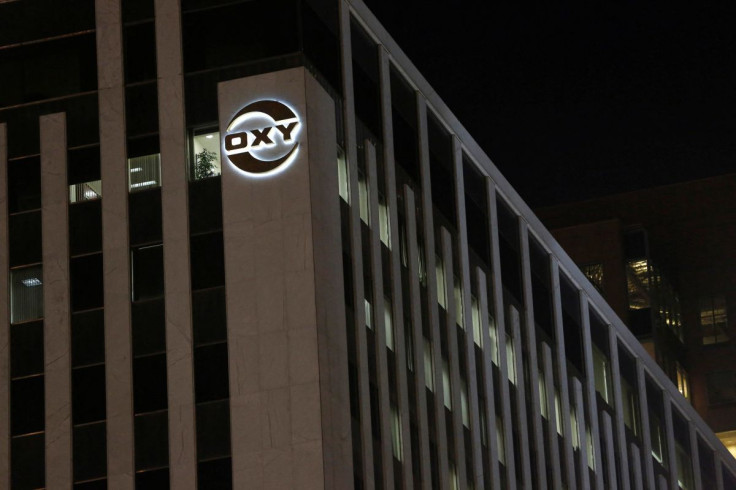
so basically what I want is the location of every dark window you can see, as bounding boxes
[133,354,168,413]
[427,112,456,227]
[132,244,164,301]
[194,343,229,403]
[72,309,105,368]
[74,479,108,490]
[73,421,107,483]
[11,320,44,378]
[68,145,101,185]
[302,0,342,95]
[197,457,233,490]
[72,364,107,425]
[0,0,95,47]
[189,176,223,235]
[351,19,381,140]
[0,33,97,107]
[9,210,42,267]
[71,253,104,311]
[70,200,103,255]
[182,0,299,73]
[125,82,159,137]
[190,232,225,290]
[132,298,166,357]
[390,66,419,183]
[134,411,169,470]
[129,188,162,245]
[11,433,45,490]
[706,371,736,406]
[193,287,227,346]
[122,0,154,23]
[496,197,522,302]
[529,236,553,338]
[123,22,157,84]
[136,468,170,489]
[560,273,583,373]
[196,399,231,461]
[463,156,489,265]
[8,156,41,213]
[11,375,45,435]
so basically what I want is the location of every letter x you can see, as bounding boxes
[251,127,273,146]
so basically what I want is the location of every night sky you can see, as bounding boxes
[363,1,736,206]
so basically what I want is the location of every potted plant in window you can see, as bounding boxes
[194,148,217,180]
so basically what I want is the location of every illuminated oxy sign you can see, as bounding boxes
[224,100,302,177]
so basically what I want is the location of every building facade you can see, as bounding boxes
[536,174,736,462]
[1,0,735,489]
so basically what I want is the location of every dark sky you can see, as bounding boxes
[363,1,736,206]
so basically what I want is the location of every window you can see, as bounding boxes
[701,296,729,344]
[337,146,349,202]
[592,344,612,404]
[706,371,736,406]
[69,180,101,203]
[424,338,434,391]
[131,244,164,301]
[10,266,44,324]
[650,412,665,465]
[676,443,694,489]
[506,334,516,385]
[676,363,690,401]
[379,195,390,248]
[390,405,403,461]
[582,263,604,292]
[190,129,222,181]
[436,255,447,308]
[621,378,640,435]
[471,295,482,348]
[358,170,369,225]
[128,153,161,191]
[384,297,394,351]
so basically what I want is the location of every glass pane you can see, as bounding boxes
[11,320,44,377]
[196,399,231,461]
[134,411,169,471]
[11,433,45,489]
[73,421,107,482]
[72,365,106,425]
[128,153,161,191]
[69,179,102,203]
[11,375,44,435]
[191,130,222,180]
[10,265,44,324]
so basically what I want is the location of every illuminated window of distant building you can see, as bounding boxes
[128,153,161,191]
[716,430,736,460]
[582,263,604,293]
[706,371,736,406]
[676,363,690,401]
[700,296,729,345]
[10,266,44,324]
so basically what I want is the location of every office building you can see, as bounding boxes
[1,0,735,488]
[536,174,736,461]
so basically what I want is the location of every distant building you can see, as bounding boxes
[1,0,735,489]
[537,173,736,460]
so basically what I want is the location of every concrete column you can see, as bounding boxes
[519,220,548,490]
[550,258,578,490]
[338,5,375,488]
[96,0,134,487]
[542,343,563,490]
[509,303,533,489]
[475,268,502,490]
[416,95,450,490]
[0,123,9,489]
[219,67,350,490]
[439,227,468,489]
[452,139,484,490]
[403,185,433,490]
[608,326,632,490]
[486,182,516,485]
[41,113,72,488]
[379,45,415,490]
[365,140,395,490]
[154,0,197,487]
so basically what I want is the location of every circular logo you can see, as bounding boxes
[224,100,301,175]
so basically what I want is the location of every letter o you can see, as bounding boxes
[225,132,249,151]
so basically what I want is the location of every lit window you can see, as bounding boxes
[384,297,394,351]
[358,170,369,225]
[555,390,564,436]
[586,424,596,470]
[676,363,690,401]
[364,298,372,330]
[592,344,612,404]
[424,338,434,391]
[471,295,482,348]
[443,358,452,410]
[506,334,516,385]
[627,259,651,310]
[436,255,447,308]
[621,378,640,435]
[390,405,403,461]
[337,146,349,202]
[191,130,222,180]
[10,266,44,324]
[461,379,469,428]
[582,263,604,292]
[539,373,548,419]
[69,179,102,203]
[496,415,506,464]
[650,413,665,465]
[489,315,499,366]
[379,195,390,248]
[454,276,464,327]
[716,430,736,460]
[570,408,580,449]
[701,296,729,345]
[676,443,693,489]
[128,153,161,191]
